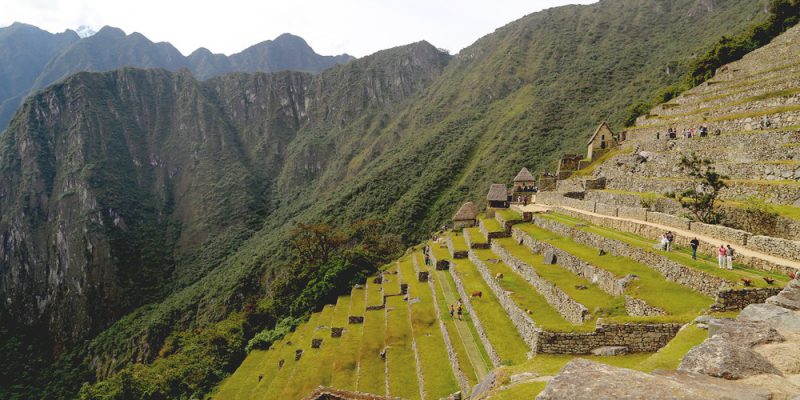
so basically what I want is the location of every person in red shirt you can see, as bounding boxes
[718,245,727,268]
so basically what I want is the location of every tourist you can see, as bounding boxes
[656,131,660,140]
[457,304,463,320]
[718,245,727,268]
[449,304,454,319]
[660,234,670,251]
[700,126,708,137]
[690,237,700,260]
[726,245,735,270]
[665,231,674,251]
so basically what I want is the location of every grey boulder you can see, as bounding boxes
[678,337,783,379]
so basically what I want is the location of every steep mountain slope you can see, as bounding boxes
[0,25,353,132]
[0,0,778,398]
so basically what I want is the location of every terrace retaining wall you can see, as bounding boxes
[536,323,682,354]
[447,262,503,367]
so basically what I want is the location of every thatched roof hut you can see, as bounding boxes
[452,202,479,222]
[513,167,535,183]
[486,184,508,202]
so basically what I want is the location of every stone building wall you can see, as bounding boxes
[511,228,626,297]
[646,211,691,230]
[712,287,784,311]
[537,323,682,354]
[617,206,649,221]
[595,203,618,217]
[468,251,539,354]
[489,243,589,324]
[690,221,750,246]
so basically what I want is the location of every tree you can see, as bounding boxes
[677,154,727,223]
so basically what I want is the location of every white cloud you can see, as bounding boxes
[0,0,598,57]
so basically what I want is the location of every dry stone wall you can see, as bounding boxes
[712,287,784,311]
[691,222,750,247]
[646,212,691,231]
[748,235,800,263]
[537,322,682,354]
[467,251,538,354]
[489,243,589,324]
[624,295,666,316]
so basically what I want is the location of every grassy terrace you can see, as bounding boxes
[465,227,487,245]
[489,381,548,399]
[448,231,470,252]
[259,312,323,398]
[542,212,788,288]
[430,242,529,365]
[514,223,713,319]
[470,247,593,333]
[490,239,625,321]
[637,323,708,372]
[422,253,491,385]
[480,217,504,233]
[214,337,291,398]
[356,280,386,396]
[385,264,421,399]
[496,208,523,222]
[399,257,460,398]
[281,305,336,399]
[329,288,366,390]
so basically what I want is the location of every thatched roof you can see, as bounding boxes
[486,184,508,202]
[588,121,615,145]
[514,167,535,182]
[452,202,479,221]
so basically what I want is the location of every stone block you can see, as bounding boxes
[348,315,364,324]
[436,260,450,270]
[590,346,629,356]
[373,275,383,284]
[331,327,343,338]
[295,349,304,361]
[400,283,408,294]
[418,271,429,282]
[543,251,557,264]
[311,338,323,349]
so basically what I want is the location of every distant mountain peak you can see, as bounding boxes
[75,25,96,38]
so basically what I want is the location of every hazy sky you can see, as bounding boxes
[0,0,598,57]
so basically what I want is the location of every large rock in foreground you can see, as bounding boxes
[678,337,783,379]
[739,303,800,333]
[537,359,771,400]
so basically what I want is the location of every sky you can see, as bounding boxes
[0,0,597,57]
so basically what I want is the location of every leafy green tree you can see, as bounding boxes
[677,154,728,224]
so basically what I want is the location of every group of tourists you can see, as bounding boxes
[517,185,538,193]
[656,125,720,140]
[515,194,532,205]
[665,234,736,269]
[449,301,463,320]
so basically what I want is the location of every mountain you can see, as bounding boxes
[75,25,97,38]
[0,24,354,133]
[0,0,777,398]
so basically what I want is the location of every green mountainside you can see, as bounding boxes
[0,0,778,398]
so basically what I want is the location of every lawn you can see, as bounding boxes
[637,323,708,372]
[385,265,421,400]
[496,208,523,222]
[480,217,504,233]
[356,280,387,396]
[448,231,470,252]
[465,227,487,245]
[329,288,367,390]
[514,223,714,317]
[542,212,788,288]
[490,239,625,320]
[470,248,594,333]
[257,312,323,398]
[450,256,533,364]
[280,305,336,399]
[400,256,460,398]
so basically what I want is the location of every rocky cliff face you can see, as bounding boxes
[0,24,354,133]
[0,41,449,347]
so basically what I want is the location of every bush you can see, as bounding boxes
[245,316,303,353]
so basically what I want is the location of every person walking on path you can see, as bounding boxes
[726,245,735,270]
[457,304,463,320]
[718,245,727,268]
[690,238,700,260]
[665,231,674,252]
[449,304,455,319]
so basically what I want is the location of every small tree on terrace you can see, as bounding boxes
[677,153,728,224]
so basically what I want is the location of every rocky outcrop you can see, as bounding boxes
[537,359,772,400]
[678,336,783,379]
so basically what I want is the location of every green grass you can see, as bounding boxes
[490,239,625,320]
[572,146,632,177]
[329,288,367,391]
[356,280,387,396]
[385,265,421,399]
[449,256,532,364]
[506,353,654,376]
[514,223,713,316]
[481,217,504,233]
[470,248,594,333]
[655,88,800,121]
[465,227,488,245]
[424,255,491,385]
[488,381,548,399]
[637,324,708,372]
[400,257,460,398]
[258,312,323,399]
[448,232,470,253]
[496,208,523,222]
[542,212,788,288]
[280,305,337,399]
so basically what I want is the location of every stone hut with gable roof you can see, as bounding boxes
[486,184,510,209]
[513,167,536,191]
[452,201,479,230]
[587,121,616,160]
